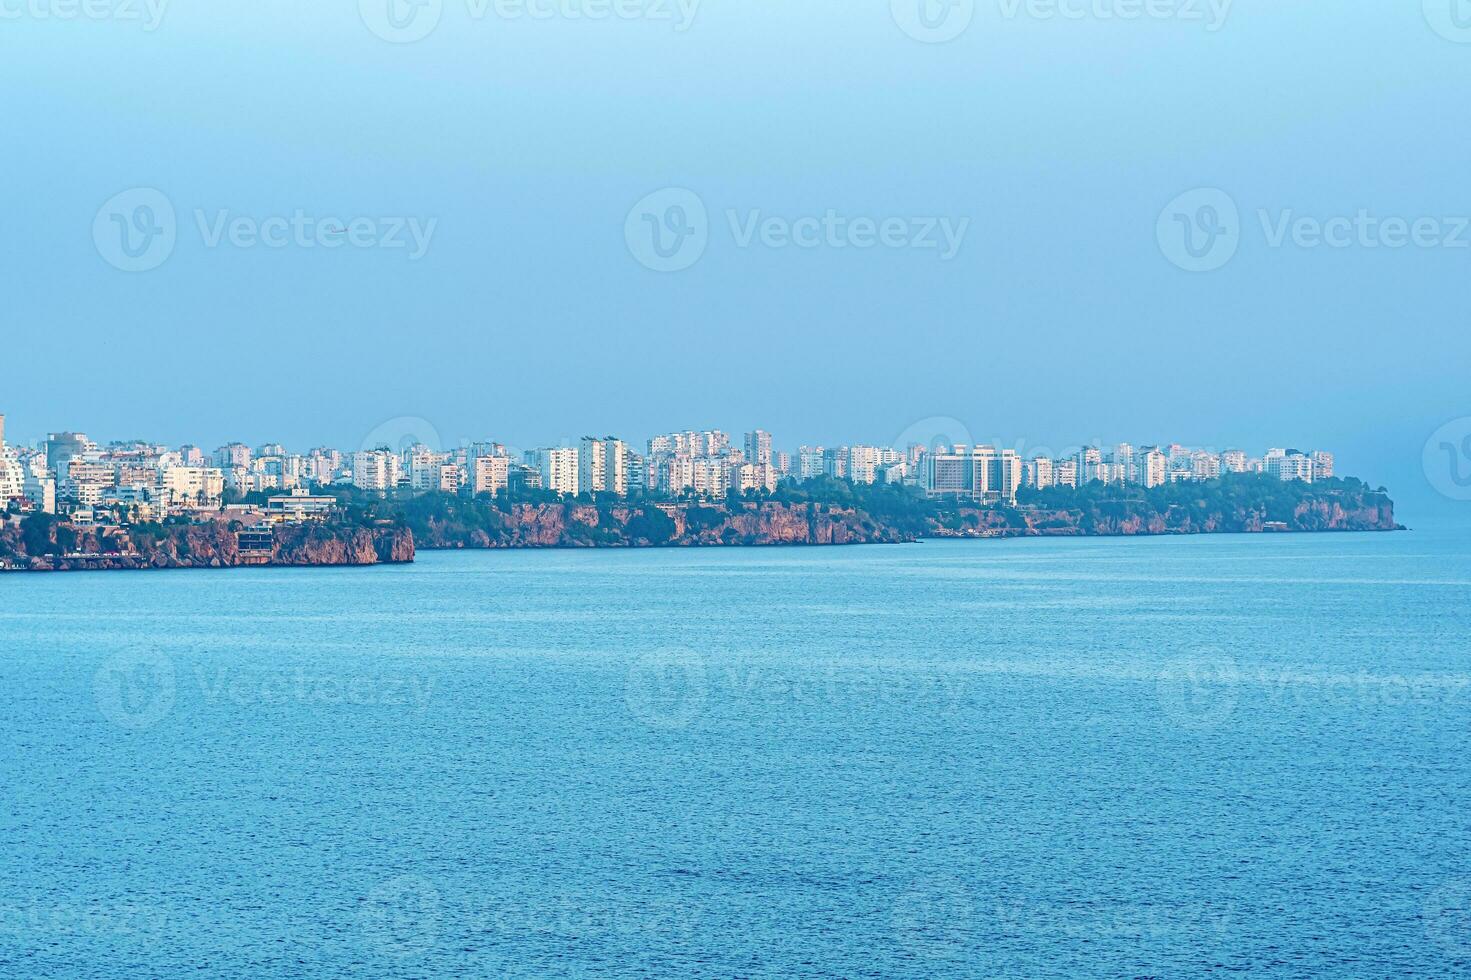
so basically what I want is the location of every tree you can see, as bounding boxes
[625,507,676,545]
[20,513,60,556]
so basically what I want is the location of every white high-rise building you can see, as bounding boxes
[407,445,444,493]
[473,455,512,497]
[624,446,645,496]
[848,446,883,485]
[1268,451,1315,483]
[1113,443,1135,484]
[921,446,1022,502]
[1191,452,1221,481]
[0,447,23,505]
[797,447,825,481]
[650,430,729,459]
[994,449,1022,502]
[215,443,252,470]
[1028,456,1055,489]
[352,450,397,492]
[744,430,773,466]
[579,437,627,496]
[1077,447,1105,484]
[824,448,849,480]
[1140,448,1168,488]
[528,448,580,496]
[656,453,695,496]
[692,456,728,497]
[24,471,56,514]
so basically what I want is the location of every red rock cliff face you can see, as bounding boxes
[272,524,415,566]
[407,489,1400,552]
[414,501,908,549]
[1289,499,1398,532]
[1,487,1398,571]
[0,519,414,573]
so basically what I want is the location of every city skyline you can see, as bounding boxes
[0,411,1366,472]
[1,409,1346,523]
[4,4,1464,528]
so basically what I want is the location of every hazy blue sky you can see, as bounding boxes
[2,1,1468,520]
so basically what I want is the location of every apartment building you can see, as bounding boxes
[579,437,627,496]
[527,447,579,496]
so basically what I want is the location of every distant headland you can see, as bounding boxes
[0,474,1398,573]
[0,415,1396,571]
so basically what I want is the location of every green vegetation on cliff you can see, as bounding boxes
[0,473,1399,570]
[323,472,1398,550]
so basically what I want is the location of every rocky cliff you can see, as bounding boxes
[0,481,1400,571]
[929,496,1400,539]
[405,489,1399,551]
[0,518,414,572]
[415,501,908,549]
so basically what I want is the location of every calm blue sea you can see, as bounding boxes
[3,530,1470,978]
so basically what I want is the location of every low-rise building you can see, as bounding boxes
[266,489,336,522]
[163,466,226,508]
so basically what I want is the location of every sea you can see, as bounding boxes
[2,528,1469,978]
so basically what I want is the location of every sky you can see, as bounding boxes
[1,0,1468,522]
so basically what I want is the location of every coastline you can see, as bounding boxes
[1,509,1402,572]
[0,526,1406,573]
[1,476,1400,572]
[410,522,1406,551]
[0,520,413,574]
